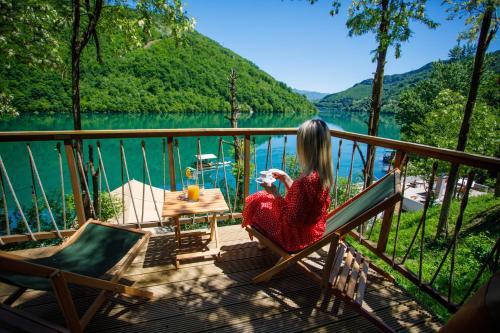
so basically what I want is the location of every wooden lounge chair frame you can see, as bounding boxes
[0,220,152,333]
[246,170,402,333]
[318,235,395,332]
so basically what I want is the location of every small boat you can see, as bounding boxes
[193,154,231,170]
[382,150,395,164]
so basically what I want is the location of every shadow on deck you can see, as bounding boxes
[0,225,442,332]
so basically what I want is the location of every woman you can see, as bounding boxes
[242,119,333,252]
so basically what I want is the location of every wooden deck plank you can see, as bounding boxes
[22,277,409,327]
[0,225,442,332]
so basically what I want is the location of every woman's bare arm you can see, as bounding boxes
[272,170,293,190]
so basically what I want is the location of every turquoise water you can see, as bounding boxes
[0,110,399,207]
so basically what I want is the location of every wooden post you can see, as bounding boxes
[167,137,176,191]
[377,151,405,252]
[244,135,250,201]
[64,140,86,225]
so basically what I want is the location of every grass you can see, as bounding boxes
[348,193,500,321]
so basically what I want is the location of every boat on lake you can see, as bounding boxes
[193,154,231,170]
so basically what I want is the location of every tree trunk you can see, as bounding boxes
[71,0,102,219]
[229,68,241,163]
[228,68,243,206]
[89,144,99,219]
[71,0,82,131]
[436,3,495,238]
[365,0,389,187]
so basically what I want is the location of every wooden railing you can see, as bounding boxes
[0,128,499,314]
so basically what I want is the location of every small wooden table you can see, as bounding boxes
[162,188,229,268]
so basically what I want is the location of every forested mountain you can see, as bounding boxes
[292,89,330,102]
[316,62,432,112]
[0,31,316,114]
[316,50,499,113]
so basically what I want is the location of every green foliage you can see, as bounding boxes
[344,0,438,59]
[98,193,123,222]
[410,89,498,157]
[66,191,123,223]
[443,0,500,43]
[448,43,475,61]
[330,177,362,209]
[0,0,68,70]
[396,51,500,157]
[285,154,301,180]
[0,92,18,118]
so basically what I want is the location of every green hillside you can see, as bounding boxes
[316,62,432,112]
[317,50,500,113]
[0,31,316,114]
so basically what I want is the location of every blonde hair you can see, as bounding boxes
[296,119,333,189]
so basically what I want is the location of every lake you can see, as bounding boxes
[0,109,400,207]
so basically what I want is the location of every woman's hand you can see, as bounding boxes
[271,170,293,190]
[260,181,280,197]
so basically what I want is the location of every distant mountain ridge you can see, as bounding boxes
[292,89,330,102]
[316,62,433,112]
[317,50,500,113]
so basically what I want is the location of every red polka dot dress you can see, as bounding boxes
[242,171,331,252]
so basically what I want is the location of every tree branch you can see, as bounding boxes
[485,22,498,51]
[79,0,103,56]
[85,0,103,64]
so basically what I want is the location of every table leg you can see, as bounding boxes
[213,213,219,251]
[209,215,215,241]
[174,216,181,247]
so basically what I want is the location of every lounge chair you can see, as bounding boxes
[245,169,402,332]
[0,221,152,333]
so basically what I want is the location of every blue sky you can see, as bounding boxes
[184,0,499,93]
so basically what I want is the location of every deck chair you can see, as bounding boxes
[0,220,152,333]
[318,241,395,332]
[245,169,402,332]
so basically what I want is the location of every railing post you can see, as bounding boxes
[167,137,176,191]
[377,150,406,252]
[244,135,250,201]
[64,140,86,225]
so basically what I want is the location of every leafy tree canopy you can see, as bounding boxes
[396,51,499,157]
[411,89,498,156]
[443,0,499,43]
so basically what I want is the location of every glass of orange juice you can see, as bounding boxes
[187,184,200,202]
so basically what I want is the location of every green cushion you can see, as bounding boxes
[324,172,397,236]
[0,223,143,291]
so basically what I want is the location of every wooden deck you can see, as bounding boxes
[0,225,442,332]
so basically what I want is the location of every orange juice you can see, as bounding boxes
[187,184,200,201]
